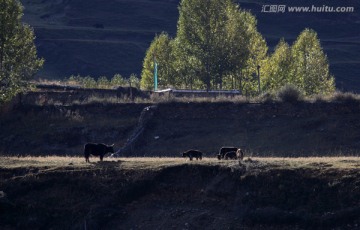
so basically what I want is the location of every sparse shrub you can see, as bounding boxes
[67,75,83,86]
[256,92,276,103]
[129,74,141,89]
[82,76,97,88]
[111,74,127,87]
[277,84,303,103]
[97,76,110,89]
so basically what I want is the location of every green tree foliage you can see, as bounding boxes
[68,74,82,85]
[111,73,127,86]
[140,1,335,96]
[82,76,97,88]
[129,73,140,89]
[238,12,267,95]
[262,29,335,95]
[140,33,176,90]
[262,39,292,91]
[290,28,335,95]
[0,0,43,103]
[67,74,136,89]
[171,37,200,90]
[176,0,254,91]
[97,76,110,88]
[176,0,222,91]
[141,0,265,92]
[220,7,254,91]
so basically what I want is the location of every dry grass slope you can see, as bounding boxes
[1,155,360,169]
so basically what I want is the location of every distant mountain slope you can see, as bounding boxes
[21,0,179,79]
[21,0,360,92]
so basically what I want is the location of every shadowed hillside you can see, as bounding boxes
[21,0,179,79]
[137,102,360,157]
[20,0,360,91]
[1,98,360,157]
[1,157,360,229]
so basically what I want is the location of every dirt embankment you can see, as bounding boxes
[1,158,360,229]
[0,103,149,155]
[1,100,360,157]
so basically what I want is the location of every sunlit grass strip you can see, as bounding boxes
[1,156,359,170]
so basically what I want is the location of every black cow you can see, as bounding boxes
[224,151,237,160]
[217,147,238,160]
[182,150,203,161]
[84,143,114,163]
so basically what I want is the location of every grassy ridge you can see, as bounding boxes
[2,156,360,169]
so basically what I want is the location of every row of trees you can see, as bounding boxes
[66,74,140,89]
[0,0,43,103]
[140,0,335,95]
[0,0,336,104]
[262,30,335,95]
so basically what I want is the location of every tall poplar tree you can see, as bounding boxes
[0,0,43,103]
[140,33,176,90]
[239,12,267,95]
[262,39,292,91]
[176,0,231,91]
[291,28,335,95]
[175,0,264,91]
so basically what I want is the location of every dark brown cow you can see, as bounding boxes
[182,150,203,161]
[224,151,237,160]
[217,147,238,160]
[84,143,114,163]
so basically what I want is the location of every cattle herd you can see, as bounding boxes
[84,143,244,162]
[182,147,244,161]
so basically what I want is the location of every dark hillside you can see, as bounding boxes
[20,0,360,91]
[0,103,148,155]
[138,102,360,157]
[21,0,179,78]
[1,98,360,157]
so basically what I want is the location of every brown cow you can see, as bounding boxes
[236,148,245,160]
[222,148,245,160]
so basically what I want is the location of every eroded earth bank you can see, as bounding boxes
[1,157,359,229]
